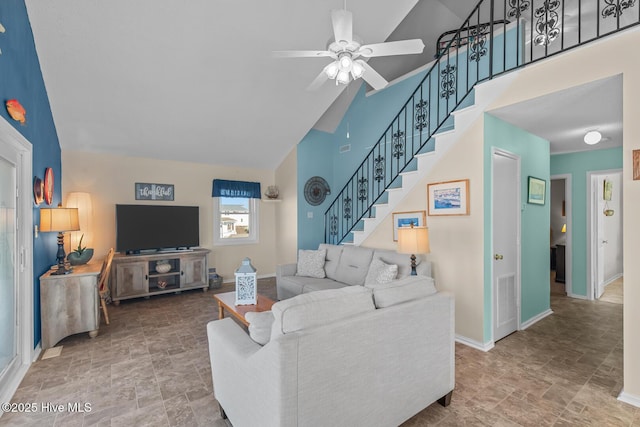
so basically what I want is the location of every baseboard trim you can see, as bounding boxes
[455,334,494,352]
[618,390,640,408]
[604,273,623,287]
[520,309,554,330]
[568,292,588,300]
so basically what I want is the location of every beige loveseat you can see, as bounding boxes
[276,243,433,300]
[207,282,455,427]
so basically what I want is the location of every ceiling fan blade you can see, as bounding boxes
[306,70,329,91]
[331,9,353,44]
[359,61,388,91]
[359,39,425,58]
[272,50,334,58]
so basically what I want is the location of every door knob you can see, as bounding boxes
[602,240,608,244]
[494,254,504,260]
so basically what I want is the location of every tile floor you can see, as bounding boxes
[1,279,638,426]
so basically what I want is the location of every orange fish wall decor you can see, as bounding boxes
[6,99,26,124]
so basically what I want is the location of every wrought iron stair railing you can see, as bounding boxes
[325,0,639,245]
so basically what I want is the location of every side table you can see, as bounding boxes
[40,262,102,349]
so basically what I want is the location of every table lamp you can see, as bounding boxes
[397,224,430,275]
[39,206,80,275]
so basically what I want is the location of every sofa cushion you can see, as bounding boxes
[296,249,327,278]
[318,244,343,281]
[334,246,374,286]
[271,286,374,338]
[245,311,274,345]
[365,258,398,285]
[365,276,437,308]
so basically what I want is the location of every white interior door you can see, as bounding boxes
[596,179,606,299]
[0,142,18,384]
[0,119,32,406]
[492,151,520,342]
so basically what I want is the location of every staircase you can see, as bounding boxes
[324,0,640,245]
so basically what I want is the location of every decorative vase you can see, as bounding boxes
[155,261,171,274]
[67,248,94,266]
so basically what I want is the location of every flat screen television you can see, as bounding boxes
[116,204,199,254]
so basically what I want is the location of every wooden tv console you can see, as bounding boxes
[110,248,210,304]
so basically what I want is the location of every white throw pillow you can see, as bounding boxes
[295,249,327,278]
[365,258,398,286]
[245,311,274,345]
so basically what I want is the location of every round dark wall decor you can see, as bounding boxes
[304,176,331,206]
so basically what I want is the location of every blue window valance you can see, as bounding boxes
[212,179,261,199]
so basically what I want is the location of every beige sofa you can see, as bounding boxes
[207,282,455,427]
[276,243,433,300]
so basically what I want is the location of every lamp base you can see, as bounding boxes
[51,266,73,275]
[51,231,72,275]
[410,254,417,276]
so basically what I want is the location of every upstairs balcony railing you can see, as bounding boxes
[325,0,639,245]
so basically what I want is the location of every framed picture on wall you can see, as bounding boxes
[392,211,426,241]
[527,176,546,205]
[427,179,470,216]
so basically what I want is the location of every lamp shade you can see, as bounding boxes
[397,226,430,255]
[66,192,93,249]
[39,207,80,232]
[561,224,566,233]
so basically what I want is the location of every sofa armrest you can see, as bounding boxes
[207,319,299,427]
[276,263,297,279]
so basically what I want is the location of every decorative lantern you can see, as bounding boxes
[235,257,257,305]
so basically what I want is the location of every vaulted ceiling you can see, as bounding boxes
[25,1,622,170]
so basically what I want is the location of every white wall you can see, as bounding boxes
[275,146,298,266]
[62,150,278,281]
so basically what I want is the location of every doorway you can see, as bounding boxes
[0,118,33,405]
[492,149,520,342]
[550,176,571,296]
[588,170,623,301]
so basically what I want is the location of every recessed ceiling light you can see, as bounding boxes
[584,130,602,145]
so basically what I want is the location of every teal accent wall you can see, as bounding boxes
[0,1,62,347]
[550,147,622,296]
[484,114,550,342]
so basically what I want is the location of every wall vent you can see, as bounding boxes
[339,144,351,153]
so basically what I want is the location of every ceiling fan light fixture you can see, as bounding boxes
[324,61,339,79]
[336,69,350,85]
[584,130,602,145]
[338,54,353,71]
[351,60,365,79]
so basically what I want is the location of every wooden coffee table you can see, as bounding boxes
[213,291,275,327]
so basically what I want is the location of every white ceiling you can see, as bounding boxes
[489,75,623,154]
[24,0,420,169]
[24,1,622,170]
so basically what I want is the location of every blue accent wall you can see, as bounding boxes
[0,1,62,347]
[484,114,550,342]
[550,147,622,296]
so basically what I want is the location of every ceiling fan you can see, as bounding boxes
[273,9,425,91]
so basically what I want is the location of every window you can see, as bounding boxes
[212,180,260,246]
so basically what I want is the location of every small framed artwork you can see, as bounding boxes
[427,179,470,216]
[633,150,640,180]
[527,176,546,205]
[135,183,174,201]
[392,211,426,241]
